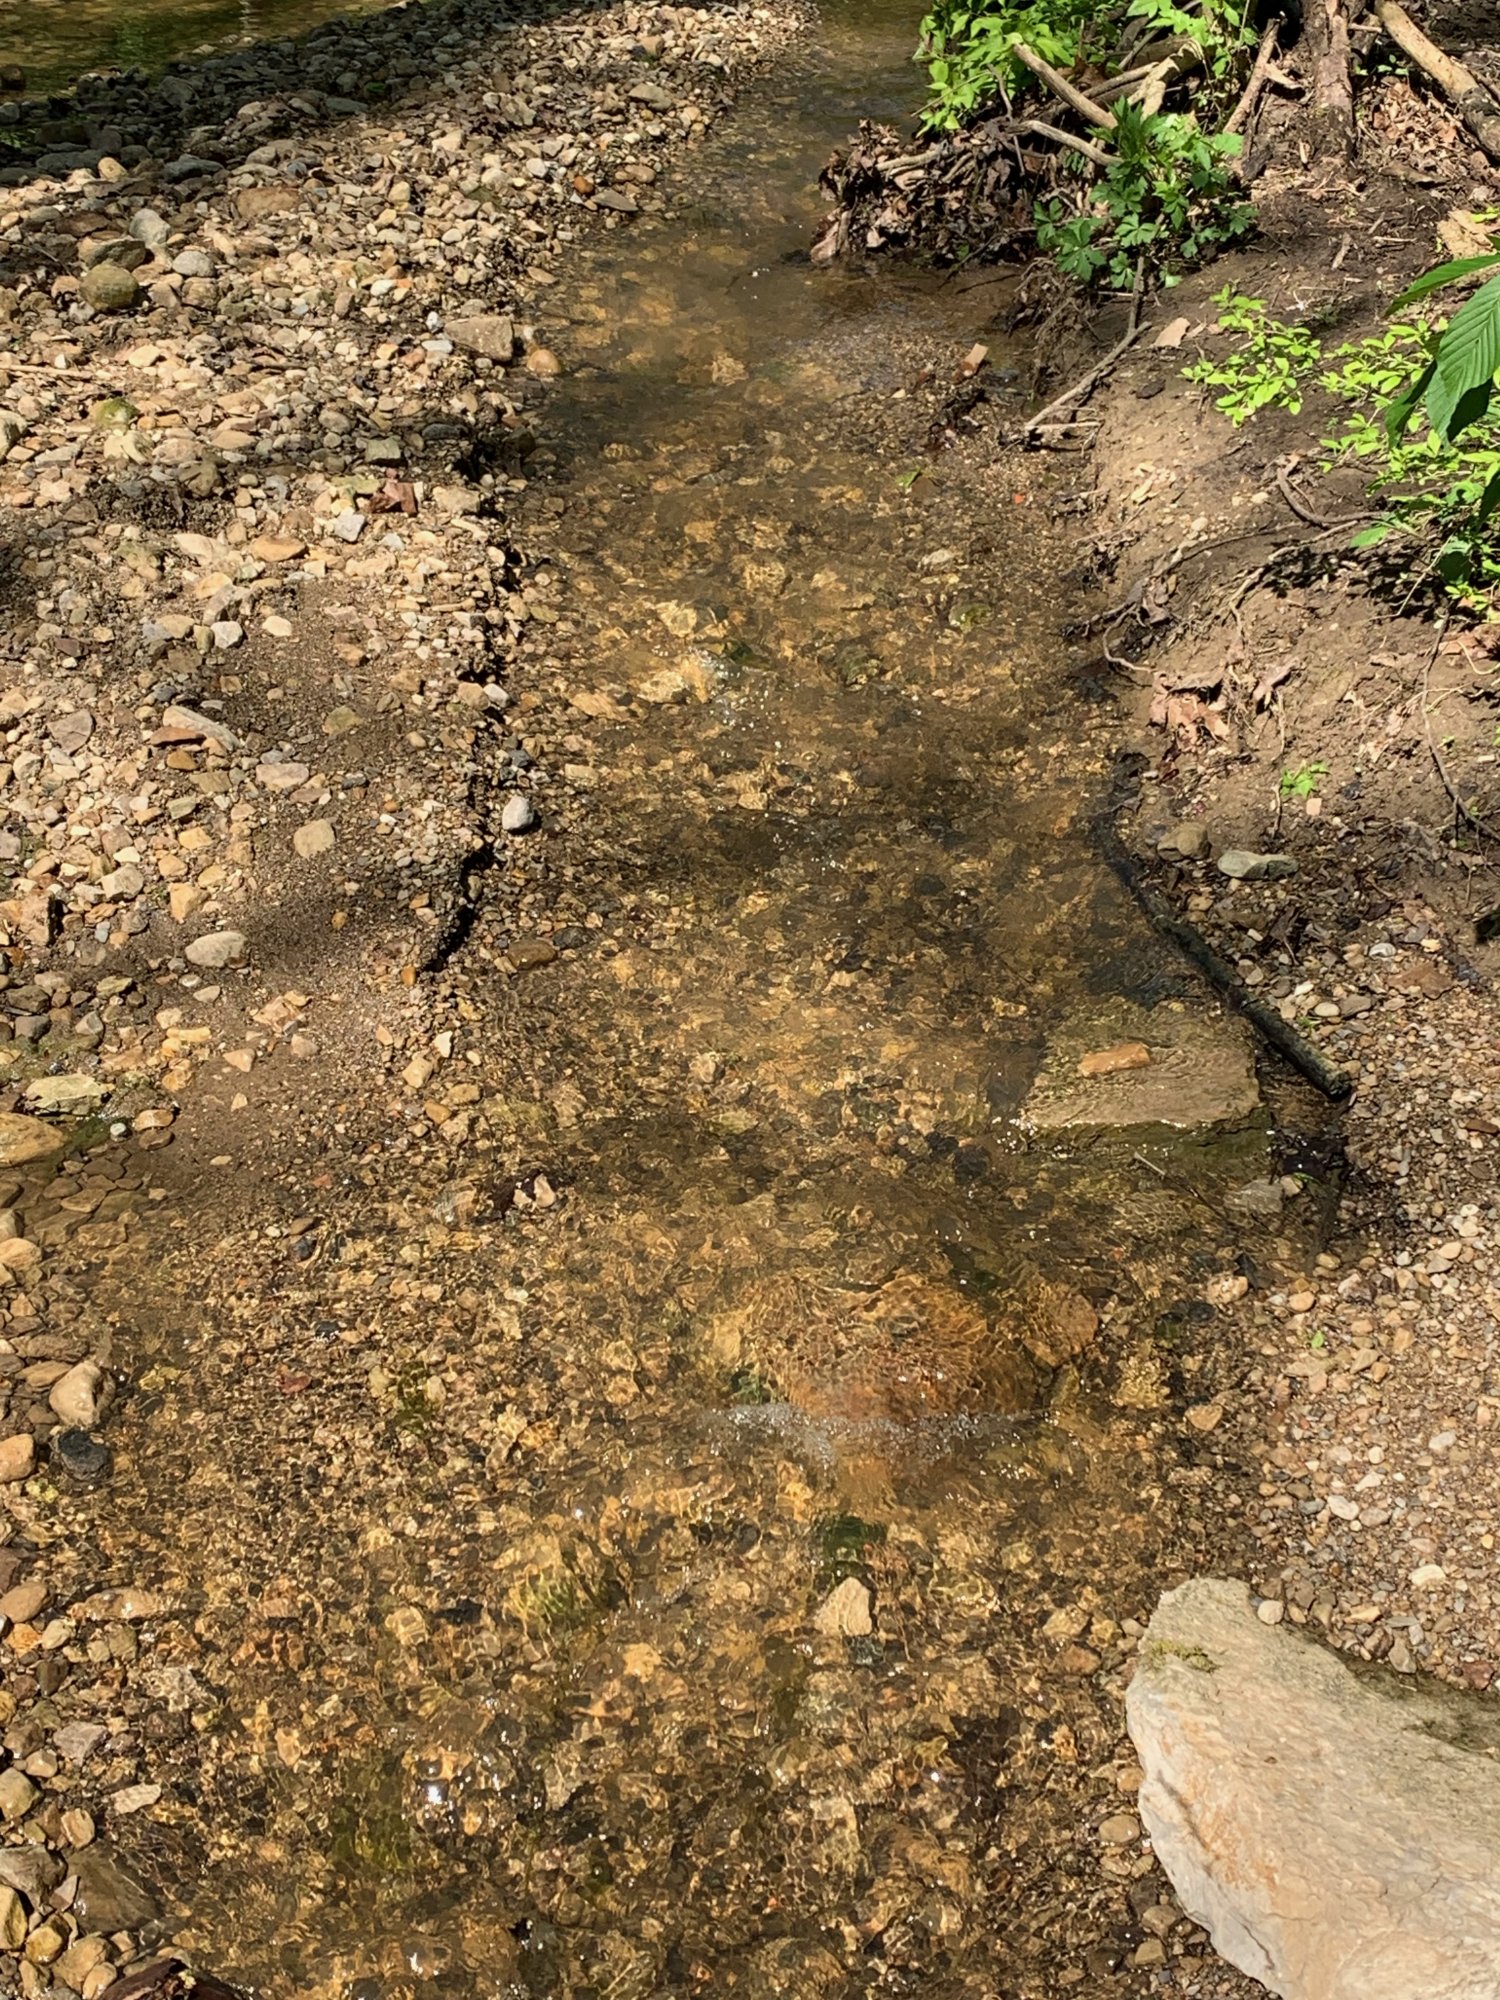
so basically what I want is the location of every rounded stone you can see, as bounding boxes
[53,1430,109,1484]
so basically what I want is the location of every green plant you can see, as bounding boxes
[1184,287,1324,421]
[919,0,1098,131]
[1280,760,1328,800]
[1124,0,1258,106]
[1034,103,1250,290]
[1182,290,1500,607]
[1386,239,1500,446]
[1320,321,1500,605]
[919,0,1255,130]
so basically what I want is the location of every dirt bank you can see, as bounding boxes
[1024,51,1500,2000]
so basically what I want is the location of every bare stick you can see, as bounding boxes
[1274,456,1336,527]
[1374,0,1500,159]
[1130,44,1204,115]
[1011,41,1119,129]
[1018,118,1116,168]
[1224,21,1281,134]
[1023,261,1145,434]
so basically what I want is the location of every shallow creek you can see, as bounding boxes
[30,6,1314,1995]
[4,0,403,100]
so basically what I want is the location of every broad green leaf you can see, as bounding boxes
[1350,522,1392,548]
[1425,359,1494,442]
[1391,251,1500,308]
[1387,358,1433,443]
[1431,273,1500,429]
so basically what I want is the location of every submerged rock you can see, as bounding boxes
[1026,1000,1258,1131]
[1128,1577,1500,2000]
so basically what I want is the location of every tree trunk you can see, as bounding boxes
[1304,0,1356,154]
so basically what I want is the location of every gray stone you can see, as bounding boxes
[162,155,223,183]
[501,794,536,834]
[160,702,240,751]
[1128,1577,1500,2000]
[79,262,139,313]
[82,236,149,271]
[1157,820,1210,862]
[1217,849,1298,882]
[330,509,365,543]
[446,313,515,362]
[129,208,170,248]
[172,248,215,278]
[1225,1178,1285,1217]
[0,1845,62,1908]
[53,1721,107,1766]
[185,929,247,969]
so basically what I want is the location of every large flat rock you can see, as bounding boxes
[1126,1577,1500,2000]
[1023,999,1258,1131]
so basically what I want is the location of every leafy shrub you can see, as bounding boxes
[919,0,1098,131]
[1036,106,1250,290]
[1184,287,1500,606]
[1183,288,1324,421]
[919,0,1256,132]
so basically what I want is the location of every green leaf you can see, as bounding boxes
[1384,358,1432,443]
[1477,467,1500,525]
[1391,250,1500,308]
[1431,273,1500,433]
[1350,522,1393,548]
[1428,371,1494,442]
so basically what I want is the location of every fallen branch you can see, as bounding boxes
[1011,41,1119,129]
[1374,0,1500,160]
[1131,42,1206,115]
[1094,793,1354,1102]
[1018,118,1116,169]
[1274,456,1336,527]
[1022,260,1145,434]
[1224,20,1281,135]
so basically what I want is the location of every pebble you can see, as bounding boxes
[0,1771,37,1823]
[293,820,336,859]
[185,930,248,969]
[1217,849,1299,882]
[813,1576,874,1637]
[0,1434,34,1484]
[48,1359,108,1429]
[501,794,537,834]
[77,262,138,311]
